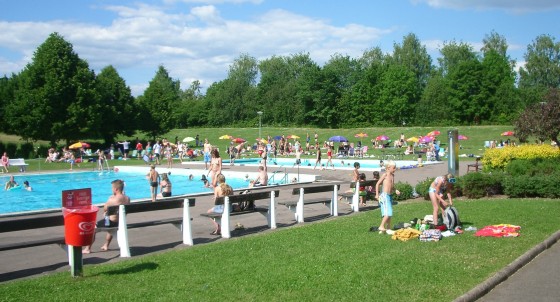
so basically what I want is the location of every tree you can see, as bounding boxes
[137,65,181,138]
[514,88,560,146]
[0,75,17,133]
[5,32,99,145]
[206,54,258,126]
[391,33,432,92]
[519,35,560,90]
[95,65,137,143]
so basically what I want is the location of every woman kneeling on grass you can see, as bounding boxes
[428,173,454,225]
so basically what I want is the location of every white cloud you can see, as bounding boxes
[0,4,392,96]
[412,0,560,13]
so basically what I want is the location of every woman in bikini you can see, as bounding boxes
[428,173,454,225]
[208,149,222,188]
[159,173,172,197]
[147,165,159,201]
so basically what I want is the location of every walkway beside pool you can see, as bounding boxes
[1,159,559,302]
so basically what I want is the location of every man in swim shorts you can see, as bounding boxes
[203,138,212,170]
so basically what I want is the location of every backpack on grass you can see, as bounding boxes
[443,206,460,230]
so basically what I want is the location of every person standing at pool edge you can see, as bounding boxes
[83,179,131,254]
[147,165,160,201]
[203,138,212,170]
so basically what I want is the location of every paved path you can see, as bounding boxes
[1,158,559,302]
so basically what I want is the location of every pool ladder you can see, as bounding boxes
[269,168,289,185]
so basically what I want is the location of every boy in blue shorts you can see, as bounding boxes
[375,160,400,234]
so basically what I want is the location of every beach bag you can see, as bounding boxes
[443,207,460,230]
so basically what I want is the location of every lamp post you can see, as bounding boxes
[257,111,263,139]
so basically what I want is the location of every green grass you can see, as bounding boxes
[1,198,558,301]
[2,125,515,161]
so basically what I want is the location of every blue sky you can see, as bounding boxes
[1,0,559,96]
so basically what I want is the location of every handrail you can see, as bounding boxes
[268,168,288,185]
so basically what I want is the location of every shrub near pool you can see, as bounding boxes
[482,145,560,170]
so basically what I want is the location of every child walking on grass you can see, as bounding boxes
[375,160,400,234]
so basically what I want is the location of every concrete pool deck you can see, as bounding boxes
[1,158,559,302]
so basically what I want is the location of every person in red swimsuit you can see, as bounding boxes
[325,146,335,170]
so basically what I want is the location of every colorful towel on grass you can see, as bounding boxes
[419,229,442,242]
[391,228,422,242]
[475,224,521,238]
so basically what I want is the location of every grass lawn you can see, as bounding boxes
[3,125,516,161]
[1,198,558,301]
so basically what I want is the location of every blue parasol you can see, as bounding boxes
[328,136,349,142]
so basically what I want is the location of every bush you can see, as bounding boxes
[18,142,34,159]
[394,182,413,201]
[459,172,504,199]
[503,173,560,198]
[482,145,560,171]
[415,177,434,201]
[4,143,18,158]
[506,158,560,176]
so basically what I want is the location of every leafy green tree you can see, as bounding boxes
[136,65,181,138]
[258,55,298,126]
[416,71,452,125]
[519,34,560,91]
[95,65,137,143]
[374,64,417,126]
[0,75,17,133]
[391,33,432,92]
[177,80,207,127]
[338,47,387,127]
[5,32,99,145]
[514,88,560,146]
[206,54,258,126]
[319,54,361,128]
[438,41,478,76]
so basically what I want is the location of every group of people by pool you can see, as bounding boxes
[349,160,455,235]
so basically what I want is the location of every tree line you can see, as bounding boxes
[1,31,559,145]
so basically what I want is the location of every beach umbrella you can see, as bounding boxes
[501,131,514,136]
[328,135,348,142]
[427,130,441,137]
[458,135,468,140]
[376,135,390,141]
[406,137,419,143]
[419,136,434,143]
[273,135,283,140]
[354,133,368,138]
[219,135,233,140]
[69,142,90,149]
[256,138,268,144]
[232,137,246,144]
[287,135,300,139]
[182,137,195,143]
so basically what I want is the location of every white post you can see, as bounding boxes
[118,205,131,257]
[331,185,338,216]
[352,181,360,213]
[221,196,231,238]
[269,191,277,229]
[182,198,193,246]
[296,188,305,223]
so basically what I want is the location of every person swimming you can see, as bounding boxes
[23,180,33,191]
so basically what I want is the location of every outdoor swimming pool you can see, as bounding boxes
[211,157,439,171]
[0,166,312,215]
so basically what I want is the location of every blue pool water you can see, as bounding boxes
[219,157,432,171]
[0,166,299,215]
